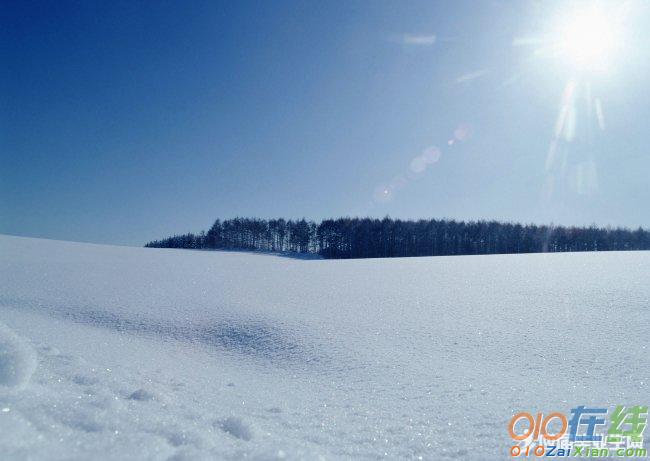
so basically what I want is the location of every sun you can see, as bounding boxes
[555,6,621,71]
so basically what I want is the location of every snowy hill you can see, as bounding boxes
[1,234,648,460]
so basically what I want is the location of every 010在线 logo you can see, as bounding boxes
[508,405,648,458]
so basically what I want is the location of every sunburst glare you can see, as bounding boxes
[555,6,621,71]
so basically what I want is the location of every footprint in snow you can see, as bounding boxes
[0,322,37,392]
[38,345,60,356]
[128,388,156,401]
[216,416,253,441]
[72,374,99,386]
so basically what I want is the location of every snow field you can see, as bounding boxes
[0,234,649,459]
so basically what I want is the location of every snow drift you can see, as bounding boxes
[0,234,648,460]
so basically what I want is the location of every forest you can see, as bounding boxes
[145,217,650,259]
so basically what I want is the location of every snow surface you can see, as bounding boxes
[0,234,648,460]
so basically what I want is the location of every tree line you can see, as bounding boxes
[144,217,650,259]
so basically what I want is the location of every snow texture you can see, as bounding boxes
[0,234,648,460]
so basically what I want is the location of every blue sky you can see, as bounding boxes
[2,0,649,246]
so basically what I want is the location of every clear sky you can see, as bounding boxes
[2,0,649,246]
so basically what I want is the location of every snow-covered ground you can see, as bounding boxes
[0,234,648,460]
